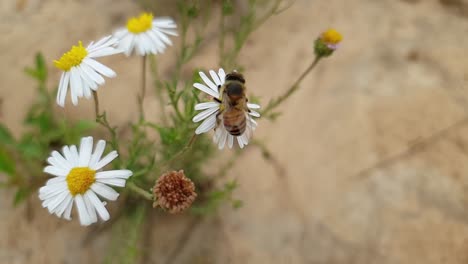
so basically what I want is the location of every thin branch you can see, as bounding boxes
[353,116,468,180]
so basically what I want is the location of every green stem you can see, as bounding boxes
[161,134,198,170]
[92,91,121,165]
[92,90,100,120]
[138,55,147,121]
[262,56,322,117]
[127,181,153,201]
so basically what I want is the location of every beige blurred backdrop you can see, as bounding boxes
[2,0,468,263]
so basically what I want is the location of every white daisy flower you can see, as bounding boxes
[113,12,178,56]
[192,68,261,150]
[54,36,121,107]
[39,136,133,226]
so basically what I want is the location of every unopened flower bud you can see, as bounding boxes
[314,29,342,57]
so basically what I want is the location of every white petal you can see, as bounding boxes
[92,150,118,170]
[87,35,112,51]
[83,192,98,223]
[154,29,172,46]
[195,114,217,134]
[75,195,93,226]
[70,67,83,98]
[91,182,119,201]
[78,64,98,91]
[119,34,135,56]
[88,47,121,58]
[153,17,177,28]
[249,110,261,117]
[81,63,105,86]
[237,137,244,148]
[83,58,116,78]
[86,190,110,221]
[218,68,226,84]
[63,198,74,220]
[194,102,219,110]
[247,103,261,109]
[218,129,228,150]
[89,140,106,169]
[199,71,218,91]
[78,136,93,167]
[113,29,128,40]
[55,194,72,218]
[157,28,178,37]
[192,107,219,123]
[209,70,221,86]
[47,157,69,173]
[43,166,68,177]
[194,83,219,98]
[147,31,165,53]
[70,145,79,167]
[57,71,69,107]
[228,135,234,149]
[39,186,67,201]
[213,125,224,143]
[47,191,69,214]
[96,178,126,187]
[69,69,81,105]
[46,176,66,185]
[96,170,133,179]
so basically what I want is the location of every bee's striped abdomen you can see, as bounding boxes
[223,109,246,136]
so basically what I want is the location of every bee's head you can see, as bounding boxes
[225,82,244,98]
[225,72,245,84]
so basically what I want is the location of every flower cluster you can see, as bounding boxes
[45,5,340,226]
[54,13,177,107]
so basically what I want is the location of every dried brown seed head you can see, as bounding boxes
[153,170,197,214]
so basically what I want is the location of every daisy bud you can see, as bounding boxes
[314,28,343,57]
[152,170,197,213]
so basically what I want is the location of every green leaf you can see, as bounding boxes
[156,127,179,145]
[0,148,15,176]
[35,52,47,82]
[0,123,15,146]
[232,199,243,209]
[18,136,44,159]
[13,187,30,206]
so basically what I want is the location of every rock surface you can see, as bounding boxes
[1,0,468,263]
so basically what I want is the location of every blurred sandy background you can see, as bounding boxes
[2,0,468,263]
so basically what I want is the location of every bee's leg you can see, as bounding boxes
[214,98,222,103]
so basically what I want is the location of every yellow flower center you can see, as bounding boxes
[54,41,88,71]
[126,13,153,34]
[66,167,96,196]
[321,29,342,45]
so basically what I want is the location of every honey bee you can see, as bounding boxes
[215,71,251,136]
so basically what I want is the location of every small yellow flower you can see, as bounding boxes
[321,29,343,45]
[54,41,88,71]
[53,36,121,107]
[114,12,178,56]
[314,28,342,57]
[126,13,154,34]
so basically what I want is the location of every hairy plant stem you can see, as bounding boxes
[161,134,198,170]
[262,56,322,118]
[92,91,121,165]
[138,55,147,121]
[127,181,153,201]
[92,90,100,119]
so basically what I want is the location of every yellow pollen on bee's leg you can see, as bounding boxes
[126,13,154,34]
[54,41,88,71]
[66,167,96,196]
